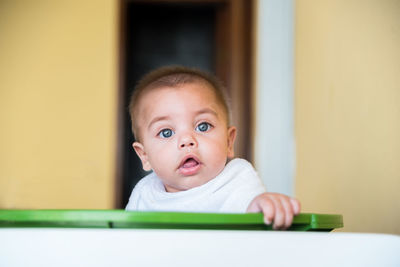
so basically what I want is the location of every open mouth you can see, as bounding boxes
[179,156,201,175]
[181,157,199,168]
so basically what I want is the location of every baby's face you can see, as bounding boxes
[133,82,236,192]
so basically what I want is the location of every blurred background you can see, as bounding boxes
[0,0,399,234]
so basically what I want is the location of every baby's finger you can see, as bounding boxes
[269,196,285,230]
[247,195,275,225]
[280,196,294,229]
[290,198,301,215]
[258,197,275,225]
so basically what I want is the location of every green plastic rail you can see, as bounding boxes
[0,210,343,231]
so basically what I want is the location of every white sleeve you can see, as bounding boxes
[218,159,267,213]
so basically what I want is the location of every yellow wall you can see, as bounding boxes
[0,0,118,208]
[1,0,399,233]
[295,0,400,234]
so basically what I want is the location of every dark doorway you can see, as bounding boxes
[117,0,253,208]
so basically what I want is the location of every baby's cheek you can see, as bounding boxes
[207,146,228,175]
[148,148,173,173]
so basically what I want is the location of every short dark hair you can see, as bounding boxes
[129,65,231,141]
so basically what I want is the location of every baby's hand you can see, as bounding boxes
[247,193,301,230]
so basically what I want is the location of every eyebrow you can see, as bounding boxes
[147,115,171,130]
[195,108,219,118]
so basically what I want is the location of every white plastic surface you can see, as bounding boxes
[1,229,400,267]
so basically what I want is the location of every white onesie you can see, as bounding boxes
[125,158,266,213]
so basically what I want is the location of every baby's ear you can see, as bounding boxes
[132,142,152,171]
[227,126,237,158]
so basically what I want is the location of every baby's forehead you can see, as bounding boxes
[137,82,228,119]
[141,81,223,108]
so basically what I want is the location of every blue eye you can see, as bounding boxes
[158,129,174,138]
[196,122,212,132]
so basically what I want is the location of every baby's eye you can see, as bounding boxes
[158,128,174,138]
[195,122,212,132]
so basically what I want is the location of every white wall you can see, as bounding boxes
[253,0,295,196]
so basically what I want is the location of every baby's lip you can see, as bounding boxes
[178,154,201,169]
[178,155,202,176]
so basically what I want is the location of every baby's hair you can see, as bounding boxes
[129,65,231,141]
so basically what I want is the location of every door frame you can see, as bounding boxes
[115,0,254,207]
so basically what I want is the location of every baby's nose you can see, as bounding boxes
[179,135,197,149]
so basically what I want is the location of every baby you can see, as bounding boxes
[126,66,300,229]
